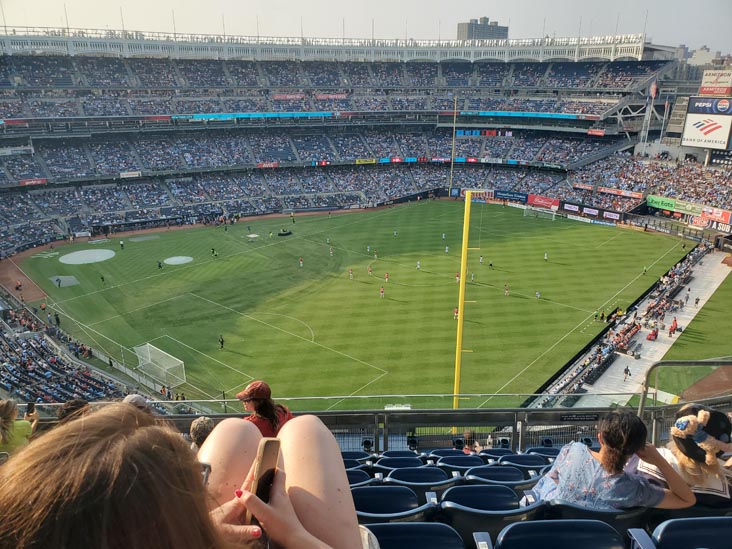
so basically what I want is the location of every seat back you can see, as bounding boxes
[653,516,732,549]
[342,450,372,461]
[436,455,485,474]
[375,457,424,469]
[351,486,419,514]
[380,450,419,458]
[343,458,367,470]
[465,465,524,482]
[525,446,561,458]
[387,467,449,483]
[479,448,515,460]
[429,449,466,458]
[498,453,548,466]
[366,522,466,549]
[347,468,373,487]
[494,519,624,549]
[546,499,648,534]
[441,485,520,511]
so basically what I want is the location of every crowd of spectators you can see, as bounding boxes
[0,328,124,405]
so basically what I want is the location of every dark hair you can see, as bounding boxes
[252,399,287,434]
[598,411,647,474]
[56,399,90,424]
[0,404,222,549]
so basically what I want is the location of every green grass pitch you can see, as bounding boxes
[21,201,688,411]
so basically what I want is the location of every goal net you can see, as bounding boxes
[133,343,186,388]
[524,206,557,220]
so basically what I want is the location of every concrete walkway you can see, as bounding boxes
[577,250,731,408]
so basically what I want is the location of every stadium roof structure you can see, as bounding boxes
[0,26,662,63]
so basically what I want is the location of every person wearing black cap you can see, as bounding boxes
[236,380,293,437]
[630,403,732,506]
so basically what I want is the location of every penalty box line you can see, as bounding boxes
[189,292,388,377]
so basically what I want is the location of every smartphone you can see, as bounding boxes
[26,402,35,415]
[244,437,280,526]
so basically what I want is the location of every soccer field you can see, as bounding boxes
[21,201,687,410]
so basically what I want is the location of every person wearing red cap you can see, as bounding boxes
[236,380,293,437]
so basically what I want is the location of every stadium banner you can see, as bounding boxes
[587,128,606,136]
[591,220,617,227]
[689,216,732,234]
[603,211,621,221]
[378,157,391,163]
[582,207,599,217]
[682,97,732,150]
[598,187,644,199]
[430,157,450,163]
[0,145,33,156]
[673,199,703,216]
[314,93,347,100]
[701,205,732,224]
[567,214,591,224]
[573,183,593,191]
[256,161,279,168]
[19,178,47,186]
[404,157,417,163]
[646,195,676,210]
[562,202,580,213]
[460,189,493,202]
[272,93,305,100]
[453,157,466,163]
[479,157,503,164]
[699,70,732,96]
[355,158,376,164]
[390,157,403,163]
[494,189,528,203]
[120,170,142,179]
[459,110,579,120]
[528,194,560,210]
[449,188,461,198]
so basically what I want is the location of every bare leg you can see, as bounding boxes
[198,418,262,506]
[278,415,361,549]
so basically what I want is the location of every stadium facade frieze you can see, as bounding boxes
[0,27,648,63]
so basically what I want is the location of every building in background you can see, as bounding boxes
[457,17,508,41]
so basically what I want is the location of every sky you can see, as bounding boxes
[3,0,731,55]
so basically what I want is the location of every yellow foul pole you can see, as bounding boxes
[453,190,472,410]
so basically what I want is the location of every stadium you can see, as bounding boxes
[0,14,731,548]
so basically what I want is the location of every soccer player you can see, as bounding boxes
[100,275,105,285]
[298,257,303,268]
[445,246,449,254]
[384,272,389,283]
[442,232,446,240]
[211,247,216,257]
[218,335,225,350]
[471,272,475,282]
[453,307,458,319]
[329,246,334,257]
[368,265,372,276]
[393,229,397,237]
[504,284,509,297]
[158,261,163,270]
[455,271,460,283]
[479,255,483,265]
[348,268,353,280]
[119,240,124,250]
[416,260,421,270]
[535,290,541,299]
[379,286,385,298]
[544,252,548,261]
[367,245,371,253]
[489,261,493,270]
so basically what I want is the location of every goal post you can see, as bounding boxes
[133,343,186,388]
[524,206,558,220]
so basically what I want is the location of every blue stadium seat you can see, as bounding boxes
[343,458,368,470]
[545,499,648,535]
[365,522,470,549]
[370,456,425,475]
[494,519,624,549]
[645,504,732,532]
[463,465,540,492]
[628,516,732,549]
[347,468,378,488]
[428,449,467,458]
[351,486,438,524]
[439,485,546,547]
[496,453,548,479]
[380,450,420,458]
[436,455,485,475]
[478,448,516,462]
[384,466,460,504]
[524,446,561,459]
[342,450,373,462]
